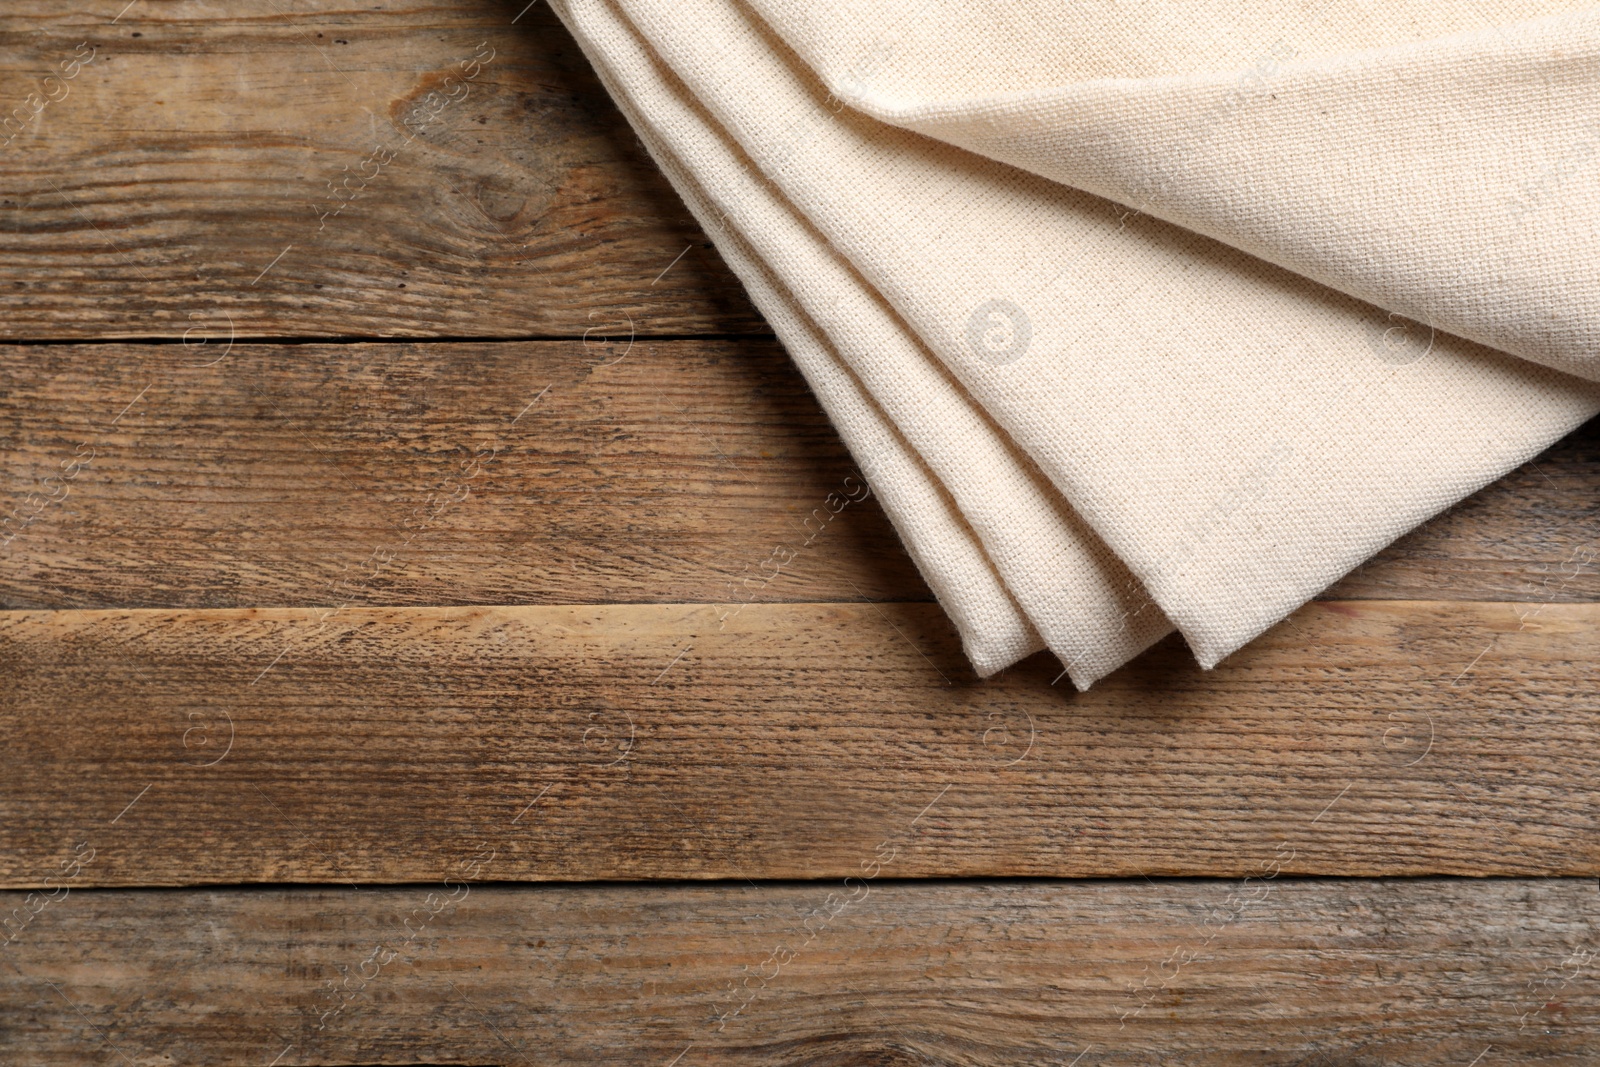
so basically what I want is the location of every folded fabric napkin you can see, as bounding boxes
[547,0,1600,687]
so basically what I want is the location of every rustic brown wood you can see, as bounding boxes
[4,1,1598,1058]
[0,2,764,339]
[3,598,1597,886]
[3,878,1597,1063]
[1,342,1593,612]
[0,340,926,610]
[1327,414,1598,603]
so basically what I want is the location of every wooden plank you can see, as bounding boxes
[1327,415,1599,603]
[0,2,764,339]
[0,340,926,609]
[1,342,1594,611]
[2,598,1597,886]
[2,878,1597,1063]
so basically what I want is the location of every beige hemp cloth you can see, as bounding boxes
[547,0,1600,687]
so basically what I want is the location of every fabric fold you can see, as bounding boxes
[748,0,1600,384]
[546,0,1600,680]
[559,0,1046,674]
[556,0,1172,686]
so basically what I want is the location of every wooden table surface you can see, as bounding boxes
[2,3,1597,1063]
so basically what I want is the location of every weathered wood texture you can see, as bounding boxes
[1,342,1594,611]
[0,2,763,339]
[3,599,1597,886]
[0,340,926,609]
[5,0,1598,1062]
[3,879,1598,1064]
[1326,413,1598,602]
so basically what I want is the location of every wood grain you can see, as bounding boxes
[0,2,763,339]
[0,340,926,610]
[4,1,1596,1059]
[1,342,1594,612]
[3,879,1597,1063]
[1326,414,1599,603]
[3,598,1597,886]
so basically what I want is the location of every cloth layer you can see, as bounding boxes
[547,0,1600,684]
